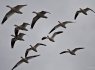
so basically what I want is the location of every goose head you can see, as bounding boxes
[14,24,18,27]
[20,56,24,59]
[30,45,33,48]
[32,11,37,14]
[58,21,61,24]
[67,49,70,52]
[79,8,82,10]
[47,35,50,39]
[6,5,10,7]
[11,34,15,37]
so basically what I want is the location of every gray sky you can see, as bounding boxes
[0,0,95,70]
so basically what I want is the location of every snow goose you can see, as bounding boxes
[49,21,75,34]
[25,43,46,57]
[42,31,63,42]
[60,47,84,55]
[74,7,95,20]
[14,22,30,37]
[31,10,51,29]
[1,4,27,24]
[11,55,40,70]
[11,33,26,48]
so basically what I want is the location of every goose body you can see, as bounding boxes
[14,22,30,37]
[1,4,27,24]
[11,33,26,48]
[31,11,51,29]
[25,43,46,57]
[11,55,40,70]
[42,31,63,42]
[74,7,95,20]
[49,21,75,34]
[60,47,84,55]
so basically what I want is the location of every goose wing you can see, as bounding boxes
[31,15,40,29]
[49,24,61,34]
[74,10,81,20]
[40,11,51,14]
[41,36,47,40]
[1,10,15,24]
[84,7,95,13]
[26,55,40,60]
[34,43,46,49]
[15,28,19,37]
[14,4,27,10]
[25,48,32,57]
[60,51,69,54]
[62,21,75,24]
[11,59,24,70]
[11,38,16,48]
[51,31,63,39]
[72,47,84,53]
[18,33,25,38]
[21,22,29,28]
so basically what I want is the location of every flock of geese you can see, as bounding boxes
[1,4,95,70]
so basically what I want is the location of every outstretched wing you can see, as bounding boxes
[72,47,84,53]
[74,10,81,20]
[84,7,95,13]
[11,38,16,48]
[11,59,23,70]
[51,31,63,39]
[21,22,30,28]
[31,15,40,29]
[60,51,69,54]
[42,36,47,40]
[49,24,61,34]
[14,28,19,37]
[26,55,40,60]
[25,48,32,57]
[34,43,46,49]
[14,4,27,10]
[1,10,14,24]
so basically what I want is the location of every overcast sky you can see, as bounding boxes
[0,0,95,70]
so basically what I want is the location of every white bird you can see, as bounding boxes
[49,21,75,34]
[25,43,46,57]
[74,7,95,20]
[11,33,26,48]
[42,31,63,42]
[31,10,51,29]
[11,55,40,70]
[14,22,30,37]
[60,47,84,55]
[1,4,27,24]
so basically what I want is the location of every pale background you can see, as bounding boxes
[0,0,95,70]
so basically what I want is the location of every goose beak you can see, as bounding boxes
[47,12,51,14]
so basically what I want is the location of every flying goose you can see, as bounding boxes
[1,4,27,24]
[31,10,51,29]
[14,22,30,37]
[25,43,46,57]
[11,33,26,48]
[74,7,95,20]
[60,47,84,55]
[11,55,40,70]
[42,31,63,42]
[49,21,75,34]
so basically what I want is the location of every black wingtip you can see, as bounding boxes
[1,17,7,24]
[42,37,47,40]
[60,52,63,54]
